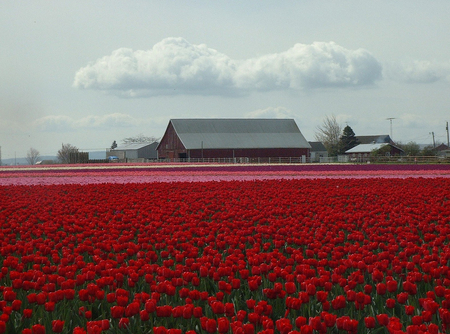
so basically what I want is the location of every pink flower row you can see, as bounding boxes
[1,167,450,185]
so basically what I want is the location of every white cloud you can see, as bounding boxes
[245,106,296,119]
[386,60,450,83]
[74,38,382,97]
[34,113,139,131]
[235,42,382,90]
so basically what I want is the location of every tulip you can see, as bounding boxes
[51,320,64,333]
[31,324,46,334]
[205,318,217,334]
[376,283,387,295]
[364,316,375,328]
[386,298,396,308]
[376,313,389,326]
[217,317,230,334]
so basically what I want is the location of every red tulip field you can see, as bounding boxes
[1,164,450,333]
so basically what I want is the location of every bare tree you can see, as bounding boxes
[122,134,159,144]
[26,147,40,165]
[315,115,343,156]
[57,143,79,164]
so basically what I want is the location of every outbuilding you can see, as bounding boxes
[308,141,328,162]
[157,118,311,162]
[109,142,158,162]
[345,142,404,161]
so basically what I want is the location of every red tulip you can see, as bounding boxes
[31,324,46,334]
[405,305,415,315]
[376,283,387,295]
[217,317,230,334]
[276,318,292,334]
[110,306,125,319]
[386,298,396,308]
[364,316,375,328]
[23,309,33,318]
[300,325,313,334]
[387,280,398,293]
[295,316,307,329]
[205,318,217,334]
[11,300,22,311]
[118,317,129,329]
[376,313,389,326]
[51,320,64,333]
[125,302,140,317]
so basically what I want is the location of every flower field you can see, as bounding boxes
[1,164,450,333]
[1,163,450,185]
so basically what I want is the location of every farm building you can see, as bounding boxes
[157,119,311,162]
[109,142,158,161]
[356,134,394,144]
[345,142,404,160]
[308,141,328,162]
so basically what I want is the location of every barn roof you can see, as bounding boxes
[308,141,327,151]
[346,142,404,154]
[167,118,311,150]
[113,142,158,151]
[356,135,392,144]
[345,143,388,153]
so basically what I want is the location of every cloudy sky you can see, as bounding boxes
[2,1,450,159]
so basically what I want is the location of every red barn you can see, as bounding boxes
[157,118,311,162]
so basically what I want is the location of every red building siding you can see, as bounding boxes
[157,122,187,159]
[188,148,309,159]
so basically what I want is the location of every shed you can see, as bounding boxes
[356,135,394,145]
[157,118,311,161]
[346,142,404,158]
[109,142,158,161]
[308,142,328,162]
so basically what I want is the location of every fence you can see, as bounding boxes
[153,156,310,164]
[346,155,450,164]
[81,155,450,165]
[149,155,450,165]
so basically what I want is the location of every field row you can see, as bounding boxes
[1,178,450,333]
[1,164,450,185]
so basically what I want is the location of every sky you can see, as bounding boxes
[1,1,450,160]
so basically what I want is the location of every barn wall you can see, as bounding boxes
[137,142,158,159]
[157,122,187,159]
[189,148,310,159]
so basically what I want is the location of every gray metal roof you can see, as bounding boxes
[346,143,388,153]
[356,135,392,144]
[113,142,158,151]
[170,119,311,149]
[308,141,327,151]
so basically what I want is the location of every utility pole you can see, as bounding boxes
[386,118,396,140]
[430,132,436,148]
[446,121,449,147]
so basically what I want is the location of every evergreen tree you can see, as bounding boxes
[111,140,118,149]
[339,125,359,154]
